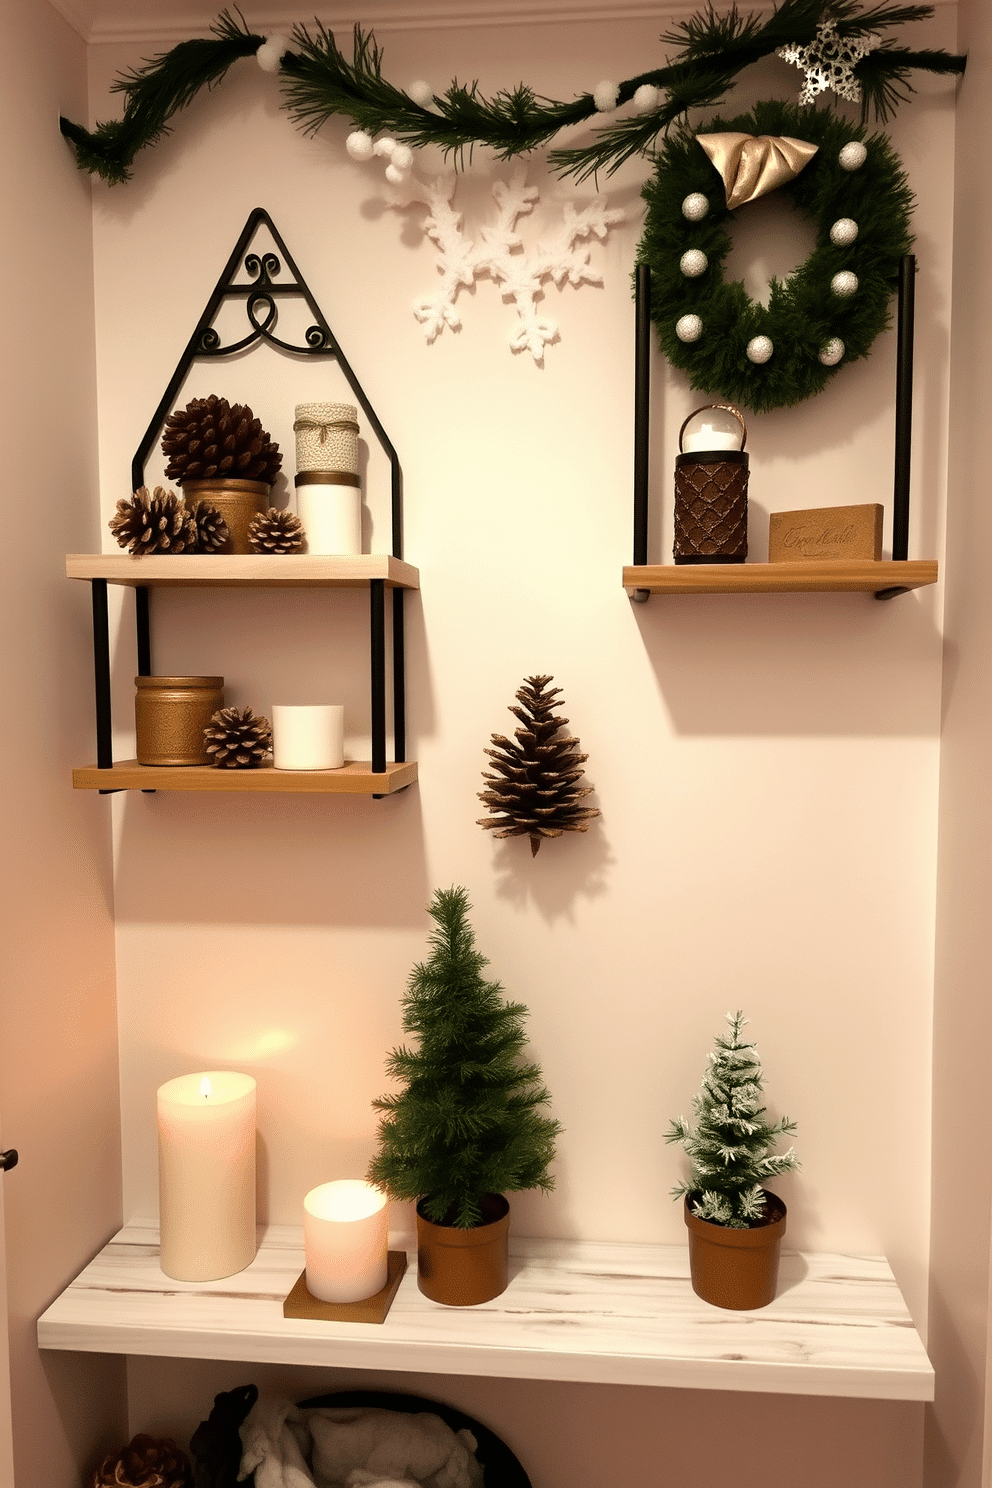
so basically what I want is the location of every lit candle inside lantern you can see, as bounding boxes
[157,1071,257,1282]
[303,1179,389,1303]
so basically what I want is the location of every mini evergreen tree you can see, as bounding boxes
[368,887,562,1228]
[666,1011,799,1229]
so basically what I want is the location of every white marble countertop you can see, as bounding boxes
[37,1221,933,1401]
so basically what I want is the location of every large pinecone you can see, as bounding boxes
[92,1433,192,1488]
[162,394,282,486]
[204,706,272,768]
[109,487,196,554]
[248,507,305,554]
[478,674,600,856]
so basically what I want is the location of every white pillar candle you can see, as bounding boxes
[157,1072,257,1282]
[272,704,345,770]
[303,1179,389,1303]
[297,476,363,556]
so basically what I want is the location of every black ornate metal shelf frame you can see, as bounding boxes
[630,254,918,601]
[89,207,408,794]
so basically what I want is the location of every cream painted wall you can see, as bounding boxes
[1,1,127,1483]
[79,8,957,1484]
[928,2,992,1485]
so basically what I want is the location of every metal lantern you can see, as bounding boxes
[673,403,749,564]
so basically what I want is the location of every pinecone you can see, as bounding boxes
[478,674,600,856]
[248,506,305,554]
[188,500,230,553]
[204,705,272,768]
[92,1433,192,1488]
[161,394,282,486]
[109,487,196,554]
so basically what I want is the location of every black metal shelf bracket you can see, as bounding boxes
[90,207,408,788]
[631,254,919,602]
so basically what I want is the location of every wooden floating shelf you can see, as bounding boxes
[623,559,938,597]
[65,553,420,590]
[72,760,417,795]
[37,1221,933,1401]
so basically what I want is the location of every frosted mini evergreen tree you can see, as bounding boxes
[368,886,562,1228]
[666,1011,799,1229]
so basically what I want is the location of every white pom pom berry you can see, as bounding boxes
[593,80,620,112]
[346,131,375,161]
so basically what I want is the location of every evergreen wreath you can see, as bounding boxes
[639,99,913,412]
[60,2,964,186]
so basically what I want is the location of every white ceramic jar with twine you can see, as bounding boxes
[294,402,359,474]
[294,401,363,555]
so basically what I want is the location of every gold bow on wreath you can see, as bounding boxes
[696,132,818,210]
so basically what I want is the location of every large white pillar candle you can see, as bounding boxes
[157,1072,257,1282]
[272,704,345,770]
[303,1180,388,1303]
[296,474,363,555]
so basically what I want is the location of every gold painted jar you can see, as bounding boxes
[135,676,224,766]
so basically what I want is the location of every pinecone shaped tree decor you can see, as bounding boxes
[478,674,600,856]
[108,487,196,554]
[92,1433,192,1488]
[203,705,272,768]
[161,394,282,486]
[188,500,229,553]
[248,506,305,554]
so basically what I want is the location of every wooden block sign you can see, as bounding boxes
[768,504,883,562]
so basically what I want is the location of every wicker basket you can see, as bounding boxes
[673,404,749,564]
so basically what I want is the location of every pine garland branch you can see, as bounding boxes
[59,0,965,186]
[60,10,263,184]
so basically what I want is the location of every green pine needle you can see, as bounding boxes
[60,9,263,184]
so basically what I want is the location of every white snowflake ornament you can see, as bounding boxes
[777,20,877,106]
[676,314,703,343]
[830,218,859,246]
[819,337,845,366]
[680,249,708,278]
[747,335,773,364]
[831,271,859,297]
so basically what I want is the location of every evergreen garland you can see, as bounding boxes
[666,1011,799,1229]
[368,887,562,1229]
[59,2,964,186]
[639,99,914,412]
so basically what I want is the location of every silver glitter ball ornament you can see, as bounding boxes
[676,314,703,343]
[838,141,868,171]
[680,249,708,278]
[681,193,709,222]
[830,218,859,246]
[746,335,773,364]
[831,271,859,297]
[819,338,845,366]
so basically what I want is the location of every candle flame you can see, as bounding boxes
[199,1077,211,1100]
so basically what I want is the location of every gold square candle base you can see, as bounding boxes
[283,1250,408,1324]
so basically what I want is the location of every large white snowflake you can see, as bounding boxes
[348,137,624,362]
[777,19,878,106]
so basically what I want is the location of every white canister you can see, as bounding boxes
[296,472,362,555]
[272,704,345,770]
[294,401,359,474]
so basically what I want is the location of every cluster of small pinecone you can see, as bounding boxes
[109,487,229,555]
[92,1433,192,1488]
[162,394,282,486]
[204,705,272,768]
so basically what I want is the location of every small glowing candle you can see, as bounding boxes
[303,1179,388,1303]
[157,1071,257,1282]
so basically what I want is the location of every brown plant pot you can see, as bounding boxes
[181,478,269,555]
[416,1193,510,1306]
[684,1189,786,1310]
